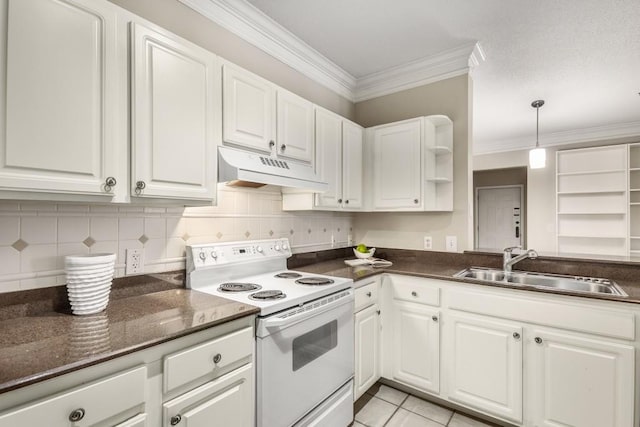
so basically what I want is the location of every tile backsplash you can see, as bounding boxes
[0,186,353,293]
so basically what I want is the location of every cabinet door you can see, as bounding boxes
[372,120,422,209]
[528,328,634,427]
[276,89,314,163]
[0,0,122,197]
[447,313,523,423]
[223,65,275,154]
[342,121,363,209]
[131,23,218,201]
[163,363,253,427]
[354,304,380,400]
[391,301,439,394]
[314,109,343,208]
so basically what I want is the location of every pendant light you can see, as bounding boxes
[529,99,546,169]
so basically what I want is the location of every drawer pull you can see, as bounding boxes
[104,176,117,192]
[535,337,543,344]
[513,332,521,340]
[411,291,418,297]
[213,353,222,364]
[366,292,372,297]
[377,310,381,315]
[170,414,182,425]
[68,408,85,422]
[432,315,438,322]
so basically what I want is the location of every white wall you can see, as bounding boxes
[0,186,353,293]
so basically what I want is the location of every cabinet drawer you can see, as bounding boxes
[164,327,253,393]
[0,366,146,427]
[392,276,440,306]
[355,281,379,311]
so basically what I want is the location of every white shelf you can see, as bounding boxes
[558,234,627,239]
[429,145,452,155]
[557,169,626,176]
[427,177,451,183]
[629,168,640,172]
[557,190,626,195]
[557,212,626,215]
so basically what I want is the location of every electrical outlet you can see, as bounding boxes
[445,236,457,252]
[424,236,433,250]
[125,248,143,275]
[347,234,353,246]
[331,234,336,248]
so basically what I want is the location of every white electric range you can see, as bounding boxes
[186,238,354,427]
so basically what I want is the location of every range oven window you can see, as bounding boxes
[292,320,338,371]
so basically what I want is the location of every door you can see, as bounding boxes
[314,109,343,208]
[130,22,219,201]
[447,313,523,423]
[373,120,422,209]
[256,296,353,427]
[0,0,123,197]
[528,328,634,427]
[342,121,364,209]
[391,301,439,394]
[354,304,379,400]
[163,364,253,427]
[222,64,275,153]
[276,89,314,163]
[476,186,523,250]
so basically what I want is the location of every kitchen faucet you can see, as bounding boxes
[503,246,538,272]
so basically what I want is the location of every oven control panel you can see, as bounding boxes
[187,238,292,268]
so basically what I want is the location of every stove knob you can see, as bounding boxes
[199,252,206,261]
[256,246,263,253]
[282,242,289,250]
[274,244,281,251]
[210,251,218,259]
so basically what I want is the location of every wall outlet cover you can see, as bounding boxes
[424,236,433,250]
[445,236,457,252]
[125,248,143,275]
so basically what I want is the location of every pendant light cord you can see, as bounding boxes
[536,106,539,148]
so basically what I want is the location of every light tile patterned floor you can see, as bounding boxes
[354,383,502,427]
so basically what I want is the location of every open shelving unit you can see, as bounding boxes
[423,115,453,211]
[556,144,628,256]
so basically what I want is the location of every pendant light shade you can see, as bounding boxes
[529,100,545,169]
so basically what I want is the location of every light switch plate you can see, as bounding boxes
[445,236,457,252]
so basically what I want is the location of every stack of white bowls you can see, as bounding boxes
[65,253,116,315]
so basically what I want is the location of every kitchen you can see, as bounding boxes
[1,0,639,426]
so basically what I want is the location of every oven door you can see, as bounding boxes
[256,291,354,427]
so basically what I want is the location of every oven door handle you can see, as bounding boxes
[262,291,353,330]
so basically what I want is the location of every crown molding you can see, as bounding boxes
[179,0,357,100]
[354,42,484,102]
[179,0,484,104]
[474,121,640,154]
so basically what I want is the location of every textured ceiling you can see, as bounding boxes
[247,0,640,152]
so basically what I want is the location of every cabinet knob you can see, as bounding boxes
[411,291,418,297]
[135,180,146,195]
[213,353,222,364]
[68,408,85,422]
[269,140,275,148]
[280,144,286,152]
[170,414,182,425]
[414,199,419,204]
[513,332,521,340]
[376,310,381,315]
[338,199,342,204]
[534,337,543,344]
[345,199,349,204]
[432,316,438,322]
[104,177,117,192]
[366,292,372,297]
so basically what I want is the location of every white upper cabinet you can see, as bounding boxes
[276,89,314,163]
[130,22,219,201]
[0,0,125,199]
[371,119,423,210]
[342,121,364,209]
[314,108,343,208]
[222,64,275,154]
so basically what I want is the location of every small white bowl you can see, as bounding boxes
[353,248,376,259]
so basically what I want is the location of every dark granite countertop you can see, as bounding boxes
[0,273,259,394]
[290,249,640,304]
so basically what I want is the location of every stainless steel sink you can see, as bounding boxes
[454,267,627,297]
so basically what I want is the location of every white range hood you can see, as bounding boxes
[218,146,328,192]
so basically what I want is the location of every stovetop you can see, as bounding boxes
[185,239,353,316]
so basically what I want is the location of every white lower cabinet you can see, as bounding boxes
[163,363,253,427]
[376,274,637,427]
[447,313,522,423]
[354,303,380,400]
[528,328,634,427]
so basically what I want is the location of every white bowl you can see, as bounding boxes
[353,248,376,259]
[65,253,116,266]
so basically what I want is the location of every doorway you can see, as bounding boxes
[475,185,524,250]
